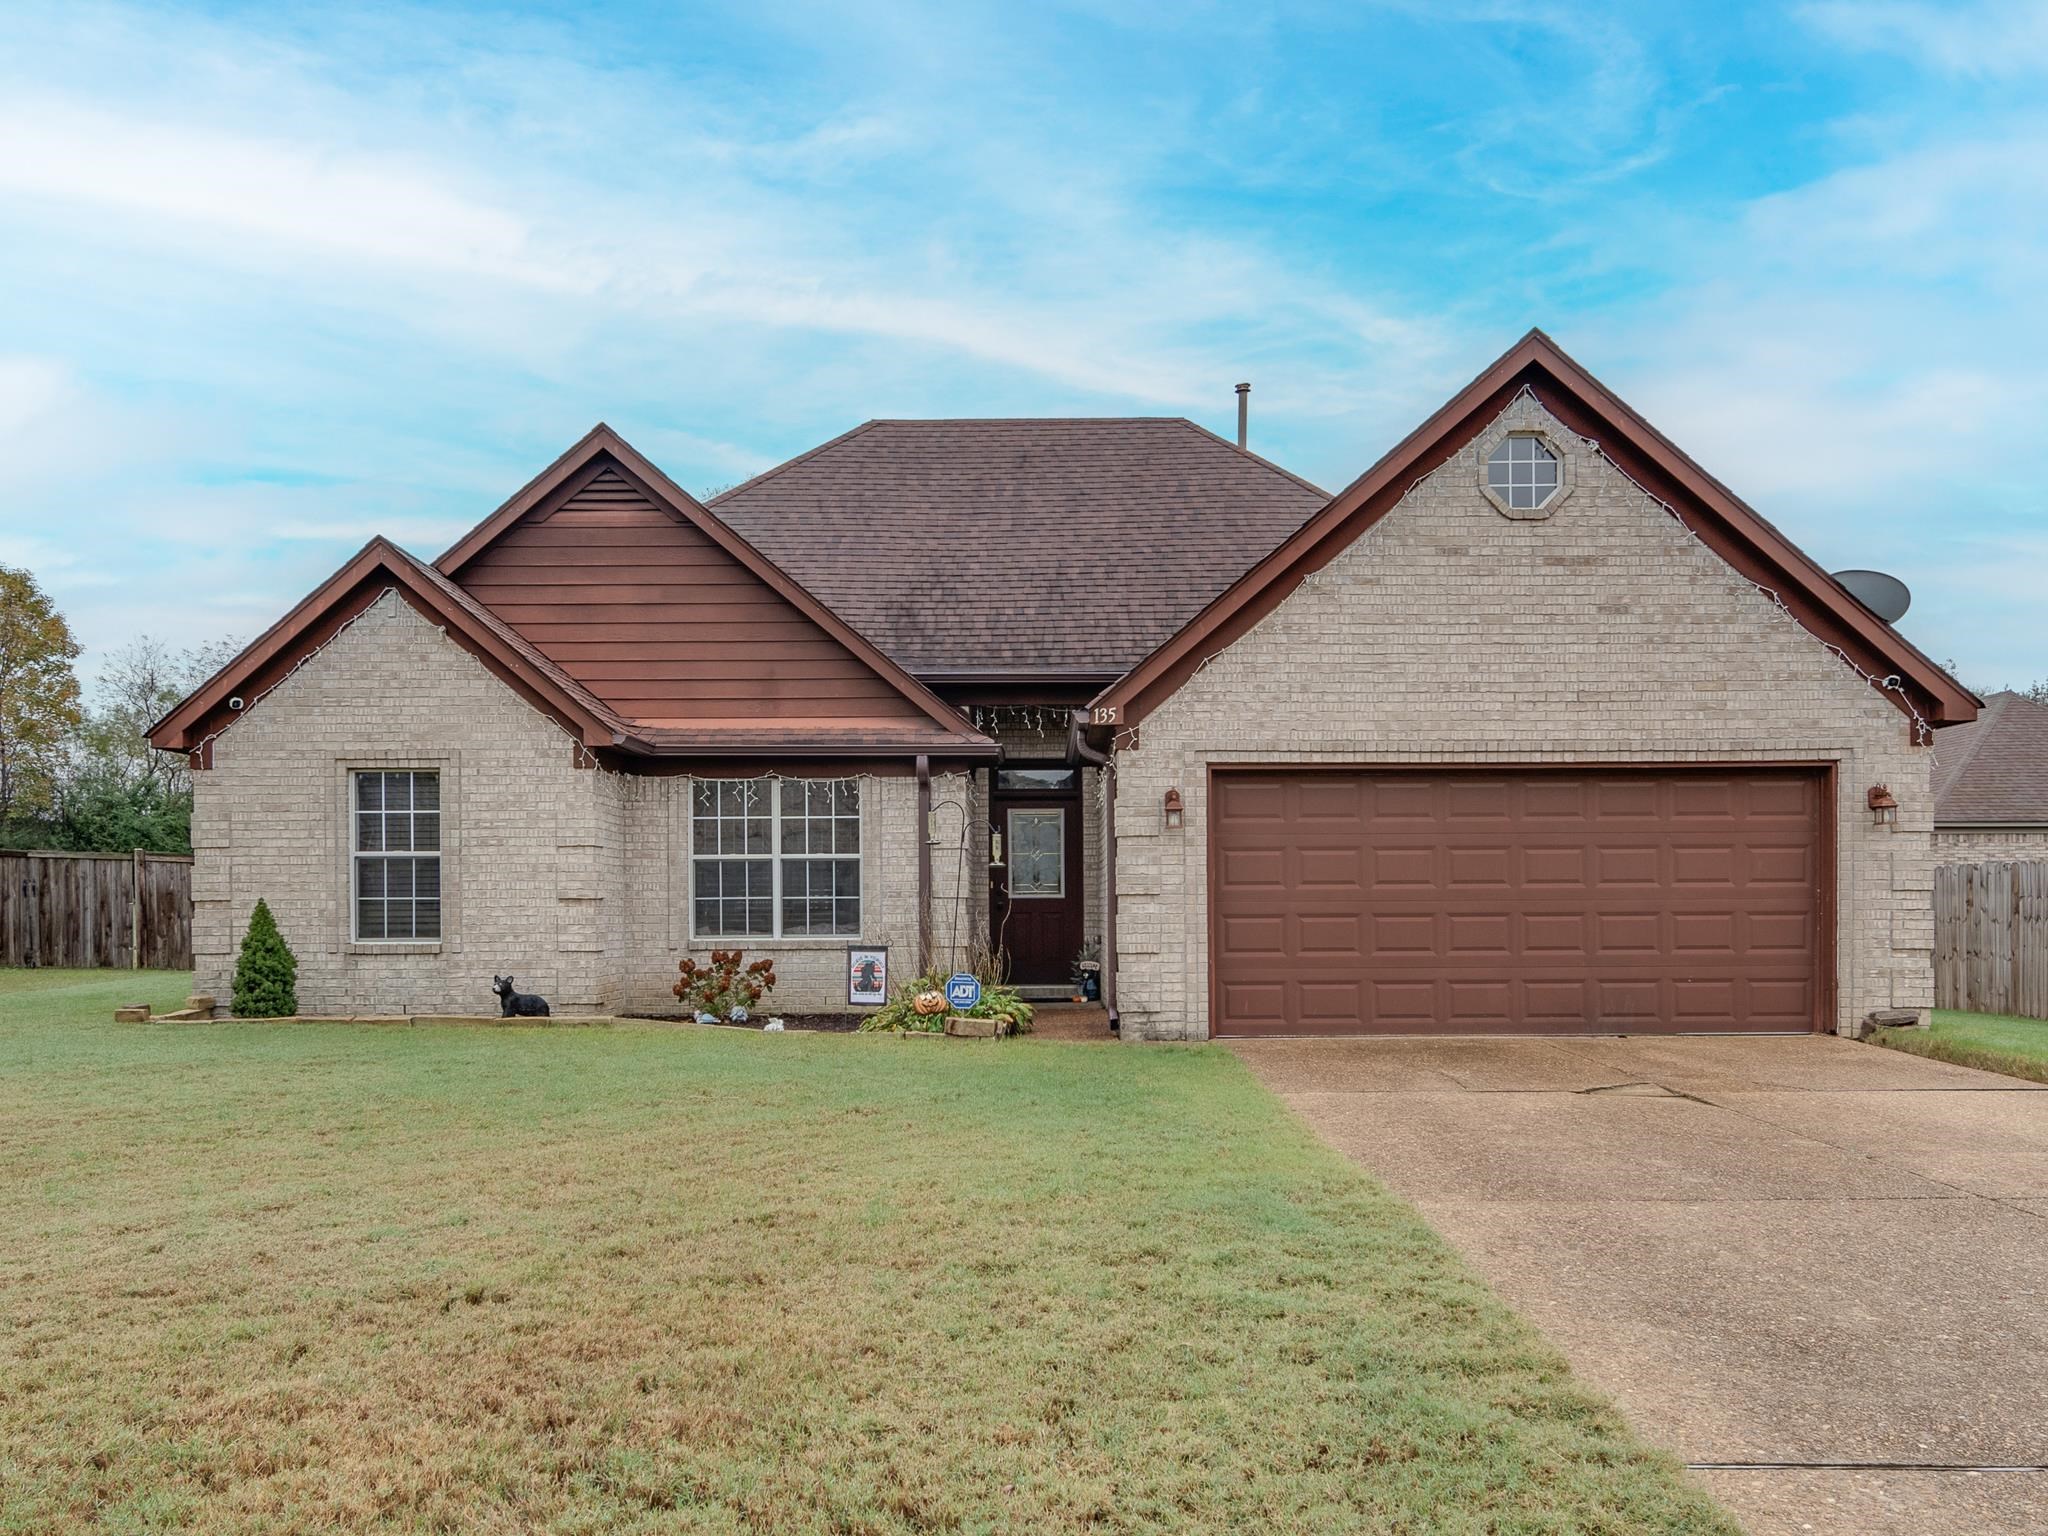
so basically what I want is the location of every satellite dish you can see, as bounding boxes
[1832,569,1911,624]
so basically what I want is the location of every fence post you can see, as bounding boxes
[131,849,143,968]
[2015,866,2026,1019]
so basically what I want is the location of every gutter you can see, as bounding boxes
[1067,710,1118,1033]
[916,754,933,976]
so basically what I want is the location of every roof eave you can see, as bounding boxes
[1093,329,1979,732]
[148,539,617,755]
[432,424,989,743]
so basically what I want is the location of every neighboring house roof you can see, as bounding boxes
[1934,691,2048,825]
[709,418,1329,676]
[1091,329,1980,735]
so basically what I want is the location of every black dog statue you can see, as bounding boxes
[491,975,551,1018]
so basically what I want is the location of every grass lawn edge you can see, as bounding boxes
[3,967,1742,1534]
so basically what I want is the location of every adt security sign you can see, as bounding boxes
[945,973,982,1011]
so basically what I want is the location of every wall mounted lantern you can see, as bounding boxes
[1866,784,1899,828]
[1163,787,1185,831]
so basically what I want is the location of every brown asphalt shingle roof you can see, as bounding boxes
[709,419,1329,675]
[1934,691,2048,825]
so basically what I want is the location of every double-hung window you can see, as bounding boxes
[353,770,442,941]
[692,779,860,938]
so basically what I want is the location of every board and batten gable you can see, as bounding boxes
[1109,392,1937,1040]
[452,461,936,726]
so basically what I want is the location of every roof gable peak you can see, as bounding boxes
[1093,329,1978,735]
[434,425,988,748]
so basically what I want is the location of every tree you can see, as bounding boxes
[1943,661,2048,709]
[0,564,83,826]
[232,899,298,1018]
[53,771,191,854]
[45,632,241,854]
[72,633,241,798]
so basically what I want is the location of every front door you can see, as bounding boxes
[990,768,1085,987]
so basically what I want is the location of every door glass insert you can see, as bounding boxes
[1007,808,1065,898]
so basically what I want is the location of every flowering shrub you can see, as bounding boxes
[674,950,777,1022]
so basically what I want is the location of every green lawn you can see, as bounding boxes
[0,969,1733,1535]
[1876,1007,2048,1084]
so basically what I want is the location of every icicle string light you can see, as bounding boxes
[189,588,601,773]
[969,704,1070,739]
[1106,388,1934,752]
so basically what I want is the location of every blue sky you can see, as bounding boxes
[2,0,2044,689]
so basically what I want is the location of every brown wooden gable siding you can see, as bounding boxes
[456,463,930,724]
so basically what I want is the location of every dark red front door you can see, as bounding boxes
[991,770,1084,986]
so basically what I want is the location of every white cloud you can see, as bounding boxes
[1800,0,2048,78]
[1599,118,2048,504]
[0,99,587,292]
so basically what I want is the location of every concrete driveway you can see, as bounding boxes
[1230,1034,2048,1536]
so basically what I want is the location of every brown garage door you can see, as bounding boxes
[1211,768,1825,1036]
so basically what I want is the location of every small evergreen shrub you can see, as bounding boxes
[232,898,299,1018]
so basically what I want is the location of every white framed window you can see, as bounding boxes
[692,779,860,938]
[353,770,442,941]
[1486,432,1561,511]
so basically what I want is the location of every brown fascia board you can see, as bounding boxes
[625,735,1001,760]
[1094,329,1980,733]
[434,423,992,751]
[148,538,621,756]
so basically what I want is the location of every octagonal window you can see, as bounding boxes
[1487,433,1560,511]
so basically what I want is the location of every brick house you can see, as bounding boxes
[1932,690,2048,864]
[149,332,1977,1037]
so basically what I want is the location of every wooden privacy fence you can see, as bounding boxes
[0,850,193,970]
[1934,860,2048,1020]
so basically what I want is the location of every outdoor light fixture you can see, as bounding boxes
[1867,784,1899,828]
[1163,787,1185,831]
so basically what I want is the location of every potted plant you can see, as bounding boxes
[1071,937,1102,1003]
[674,951,777,1024]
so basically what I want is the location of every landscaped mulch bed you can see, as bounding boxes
[625,1011,865,1032]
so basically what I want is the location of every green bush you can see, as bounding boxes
[231,898,298,1018]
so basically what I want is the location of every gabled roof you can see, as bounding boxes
[709,417,1329,676]
[1934,691,2048,825]
[434,424,992,758]
[1091,330,1980,734]
[153,427,997,763]
[148,537,632,758]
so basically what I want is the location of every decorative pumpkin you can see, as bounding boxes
[913,989,948,1017]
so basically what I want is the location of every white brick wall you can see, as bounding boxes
[193,593,601,1016]
[1110,394,1939,1040]
[192,592,934,1017]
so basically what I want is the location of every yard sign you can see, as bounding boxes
[847,945,889,1007]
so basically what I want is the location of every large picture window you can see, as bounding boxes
[692,779,860,938]
[353,770,441,941]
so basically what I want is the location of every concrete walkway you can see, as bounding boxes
[1230,1034,2048,1536]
